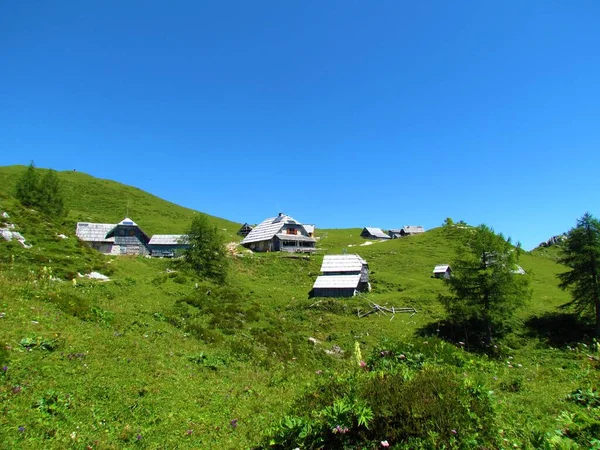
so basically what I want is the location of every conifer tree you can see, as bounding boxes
[440,224,531,345]
[558,213,600,336]
[15,162,67,219]
[15,161,40,207]
[183,215,228,283]
[38,169,66,218]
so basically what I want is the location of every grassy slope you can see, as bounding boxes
[0,165,240,239]
[1,168,597,449]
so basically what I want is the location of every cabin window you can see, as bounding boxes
[287,228,297,235]
[129,229,136,237]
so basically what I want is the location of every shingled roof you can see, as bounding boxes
[76,222,116,242]
[148,235,188,245]
[433,264,451,274]
[402,225,425,234]
[321,254,367,273]
[362,227,391,239]
[313,274,361,289]
[241,214,313,245]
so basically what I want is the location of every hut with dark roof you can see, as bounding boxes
[76,217,189,257]
[236,223,254,237]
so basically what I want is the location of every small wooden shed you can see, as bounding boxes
[312,274,362,298]
[432,264,452,279]
[312,254,370,297]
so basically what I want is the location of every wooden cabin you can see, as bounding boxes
[148,235,189,257]
[312,254,370,297]
[240,213,316,253]
[399,225,425,237]
[236,223,254,237]
[76,217,189,257]
[360,227,391,240]
[432,264,452,279]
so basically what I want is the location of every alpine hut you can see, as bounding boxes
[240,213,316,253]
[148,235,189,257]
[360,227,391,240]
[432,264,452,279]
[398,226,425,237]
[76,217,189,257]
[312,254,370,297]
[236,223,254,237]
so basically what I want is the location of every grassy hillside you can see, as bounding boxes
[1,170,599,449]
[0,165,240,238]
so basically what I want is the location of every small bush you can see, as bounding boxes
[260,340,497,449]
[20,335,61,352]
[46,291,93,320]
[568,388,600,409]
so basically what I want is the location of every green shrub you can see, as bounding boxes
[20,335,61,352]
[260,341,497,449]
[0,346,8,367]
[568,388,600,409]
[46,291,93,320]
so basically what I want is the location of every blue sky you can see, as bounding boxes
[1,1,599,249]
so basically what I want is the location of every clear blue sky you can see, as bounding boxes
[1,1,599,249]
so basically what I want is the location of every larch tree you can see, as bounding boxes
[440,224,531,346]
[39,169,67,218]
[15,161,40,207]
[15,163,67,220]
[558,212,600,336]
[183,214,228,283]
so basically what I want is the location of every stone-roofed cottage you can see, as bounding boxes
[432,264,452,279]
[240,213,316,253]
[76,217,188,257]
[393,226,425,238]
[312,254,370,297]
[148,235,189,257]
[360,227,391,240]
[236,223,253,237]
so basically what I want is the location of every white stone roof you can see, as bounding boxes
[313,274,361,289]
[76,222,116,242]
[304,224,315,235]
[148,235,188,245]
[275,233,316,243]
[433,264,451,273]
[363,227,390,239]
[402,225,425,234]
[119,218,137,226]
[321,254,367,273]
[241,214,309,245]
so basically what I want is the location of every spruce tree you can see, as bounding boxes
[558,213,600,336]
[15,161,40,207]
[15,162,67,219]
[183,215,228,283]
[440,224,531,346]
[39,169,66,218]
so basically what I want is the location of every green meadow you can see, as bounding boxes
[0,166,598,449]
